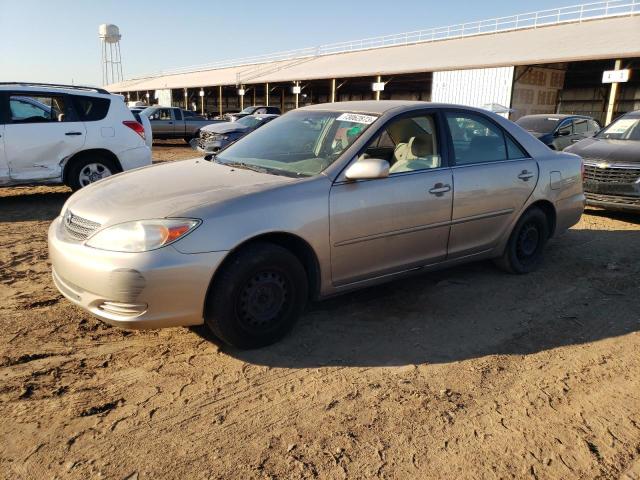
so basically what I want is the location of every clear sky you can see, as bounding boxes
[0,0,582,86]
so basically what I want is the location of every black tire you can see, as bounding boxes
[494,207,550,274]
[184,131,199,143]
[65,153,118,191]
[204,242,308,349]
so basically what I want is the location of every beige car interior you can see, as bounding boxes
[364,116,441,174]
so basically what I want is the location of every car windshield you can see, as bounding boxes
[516,116,561,133]
[239,107,256,114]
[596,116,640,141]
[216,110,378,177]
[236,116,263,128]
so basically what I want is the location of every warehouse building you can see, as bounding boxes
[108,1,640,124]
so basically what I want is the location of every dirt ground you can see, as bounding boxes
[1,142,639,480]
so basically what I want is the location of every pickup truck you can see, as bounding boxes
[142,107,222,141]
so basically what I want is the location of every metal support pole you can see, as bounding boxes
[252,88,256,106]
[375,75,381,101]
[605,59,622,125]
[265,83,269,106]
[295,81,300,109]
[201,90,204,116]
[330,78,336,103]
[218,86,223,117]
[240,85,244,111]
[184,88,188,110]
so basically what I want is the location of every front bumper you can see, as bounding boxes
[585,192,640,212]
[48,216,227,329]
[190,137,227,154]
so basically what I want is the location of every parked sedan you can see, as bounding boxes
[49,101,584,349]
[565,110,640,212]
[516,114,600,150]
[193,114,279,154]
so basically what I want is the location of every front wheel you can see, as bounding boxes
[494,207,550,274]
[204,243,308,349]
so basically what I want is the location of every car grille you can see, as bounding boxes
[63,211,101,241]
[584,163,640,184]
[585,192,640,206]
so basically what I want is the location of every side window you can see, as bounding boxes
[183,110,194,117]
[573,118,589,135]
[9,94,67,123]
[557,120,572,136]
[506,135,528,159]
[158,108,172,120]
[71,95,110,121]
[588,120,600,133]
[173,109,183,121]
[445,112,507,165]
[364,114,440,174]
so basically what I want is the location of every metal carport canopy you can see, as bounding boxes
[107,15,640,92]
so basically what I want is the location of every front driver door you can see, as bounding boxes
[329,111,453,286]
[149,108,174,137]
[552,119,573,151]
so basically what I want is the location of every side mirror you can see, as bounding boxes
[344,157,390,180]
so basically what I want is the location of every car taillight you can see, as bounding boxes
[123,120,145,140]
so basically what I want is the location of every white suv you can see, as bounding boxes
[0,83,152,190]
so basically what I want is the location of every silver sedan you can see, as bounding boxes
[49,101,585,348]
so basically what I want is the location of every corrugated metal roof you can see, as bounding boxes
[107,15,640,92]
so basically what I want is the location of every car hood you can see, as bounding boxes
[201,122,249,134]
[564,137,640,163]
[63,159,293,226]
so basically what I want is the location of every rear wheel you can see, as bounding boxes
[494,207,550,274]
[66,154,118,191]
[204,243,308,349]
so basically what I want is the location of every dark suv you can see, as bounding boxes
[516,114,600,151]
[565,111,640,213]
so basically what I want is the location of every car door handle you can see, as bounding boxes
[65,131,83,136]
[518,170,535,181]
[428,183,451,196]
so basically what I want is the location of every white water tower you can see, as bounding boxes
[99,24,123,86]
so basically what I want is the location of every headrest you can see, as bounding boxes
[410,136,432,157]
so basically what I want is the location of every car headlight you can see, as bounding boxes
[86,219,200,252]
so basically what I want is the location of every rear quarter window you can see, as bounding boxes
[71,95,110,121]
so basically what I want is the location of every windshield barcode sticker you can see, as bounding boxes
[337,113,377,124]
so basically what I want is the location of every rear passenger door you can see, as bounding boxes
[444,110,538,259]
[3,92,86,182]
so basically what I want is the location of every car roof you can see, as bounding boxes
[299,100,508,116]
[0,82,112,97]
[622,110,640,118]
[253,114,279,118]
